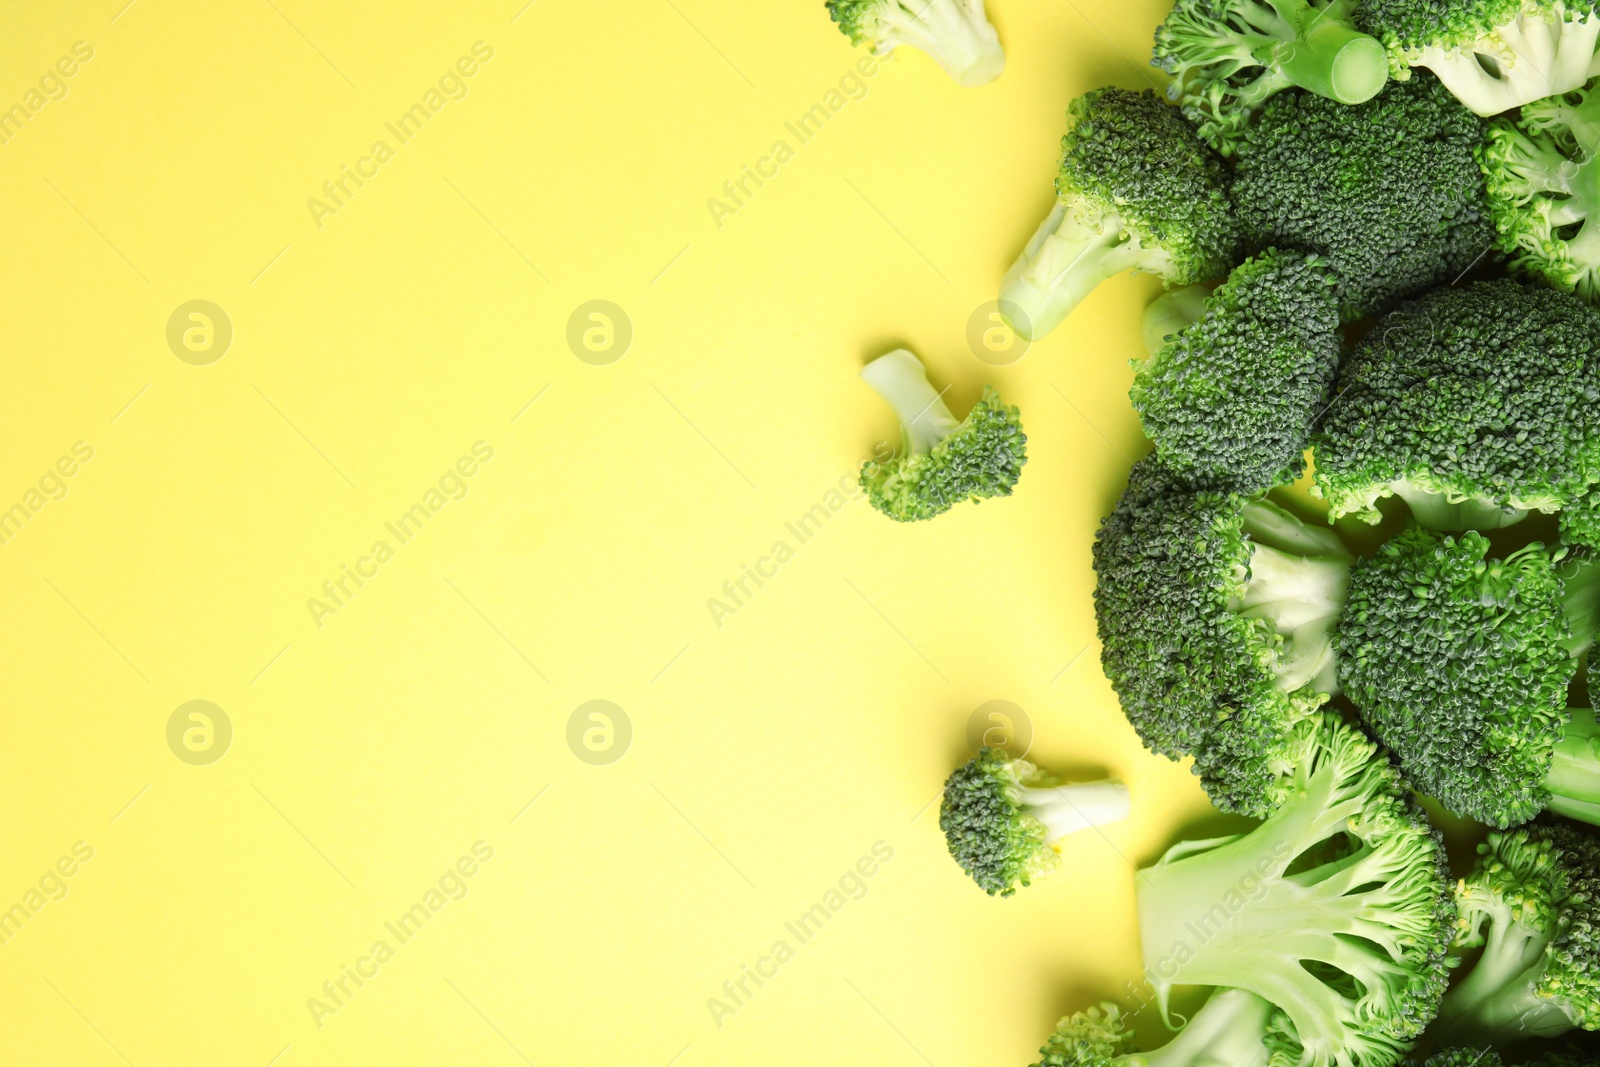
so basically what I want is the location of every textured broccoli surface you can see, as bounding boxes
[1231,74,1494,320]
[1001,87,1240,341]
[1130,248,1341,491]
[1032,989,1274,1066]
[857,349,1026,522]
[1357,0,1600,115]
[1420,1053,1503,1067]
[1336,527,1600,827]
[939,749,1129,897]
[1438,820,1600,1043]
[1312,280,1600,543]
[1092,457,1352,816]
[1136,713,1455,1067]
[1153,0,1388,155]
[1140,283,1211,358]
[1482,78,1600,304]
[824,0,1005,86]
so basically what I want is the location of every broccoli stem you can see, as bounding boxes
[1258,0,1386,104]
[1237,501,1353,695]
[875,0,1005,87]
[1141,284,1211,358]
[1447,967,1579,1042]
[1416,9,1600,116]
[1559,556,1600,656]
[1545,707,1600,824]
[1016,780,1131,841]
[1141,987,1273,1067]
[859,349,961,455]
[1392,482,1528,531]
[1438,901,1554,1027]
[1001,202,1155,341]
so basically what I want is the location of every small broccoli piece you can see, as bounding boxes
[1153,0,1389,155]
[939,748,1129,897]
[1313,280,1600,544]
[1231,75,1495,320]
[1482,77,1600,303]
[1336,526,1600,827]
[1135,712,1455,1067]
[1130,249,1342,491]
[1000,87,1240,342]
[856,349,1026,522]
[1437,820,1600,1043]
[1140,284,1211,358]
[1358,0,1600,115]
[1032,989,1275,1066]
[824,0,1004,86]
[1093,457,1353,815]
[1421,1053,1503,1067]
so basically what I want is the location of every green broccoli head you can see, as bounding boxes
[857,348,1026,522]
[1312,280,1600,543]
[1092,457,1352,816]
[1231,74,1494,321]
[1481,77,1600,304]
[1153,0,1389,155]
[1439,819,1600,1043]
[1033,989,1275,1067]
[824,0,1005,86]
[1335,527,1595,827]
[1137,712,1456,1066]
[1357,0,1600,115]
[1001,87,1240,342]
[1130,248,1342,492]
[939,749,1130,897]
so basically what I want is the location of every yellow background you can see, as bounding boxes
[0,2,1479,1065]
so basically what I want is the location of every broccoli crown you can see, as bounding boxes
[1420,1052,1503,1067]
[1130,248,1342,492]
[1153,0,1389,155]
[1057,87,1240,285]
[1482,79,1600,304]
[1033,1001,1132,1067]
[1137,713,1456,1067]
[860,385,1025,521]
[939,749,1059,897]
[1337,527,1576,826]
[1093,457,1350,816]
[824,0,1005,86]
[1312,280,1600,541]
[1231,74,1494,320]
[1536,819,1600,1031]
[1033,989,1275,1067]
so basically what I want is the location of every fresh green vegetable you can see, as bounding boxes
[856,348,1025,522]
[1130,248,1341,491]
[1140,284,1210,358]
[1231,75,1494,320]
[939,748,1129,897]
[1092,457,1352,816]
[824,0,1004,86]
[1153,0,1388,155]
[1001,87,1239,342]
[1032,989,1273,1066]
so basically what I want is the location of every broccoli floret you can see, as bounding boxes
[1092,457,1353,816]
[1000,87,1240,342]
[1336,526,1600,827]
[1312,280,1600,543]
[1130,249,1342,491]
[1140,283,1211,358]
[1358,0,1600,115]
[1032,989,1275,1066]
[1420,1053,1503,1067]
[1135,712,1455,1067]
[1231,74,1495,320]
[1436,820,1600,1043]
[857,348,1026,522]
[1153,0,1389,155]
[939,748,1129,897]
[1482,77,1600,304]
[824,0,1004,86]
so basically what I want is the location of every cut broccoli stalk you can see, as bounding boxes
[1238,500,1353,696]
[1411,7,1600,116]
[1134,713,1454,1065]
[1140,284,1211,358]
[941,748,1130,897]
[857,349,1027,522]
[1002,202,1168,342]
[1033,988,1275,1067]
[1393,479,1530,531]
[825,0,1005,87]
